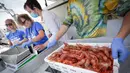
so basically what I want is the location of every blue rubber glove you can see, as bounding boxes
[10,44,19,49]
[21,40,33,48]
[47,39,57,49]
[10,45,16,49]
[112,38,128,62]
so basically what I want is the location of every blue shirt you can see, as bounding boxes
[6,30,25,45]
[25,22,48,46]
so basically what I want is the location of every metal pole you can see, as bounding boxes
[0,2,14,17]
[45,0,48,7]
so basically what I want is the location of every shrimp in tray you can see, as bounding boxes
[48,43,113,73]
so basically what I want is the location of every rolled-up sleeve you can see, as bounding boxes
[63,2,73,27]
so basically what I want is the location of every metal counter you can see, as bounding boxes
[1,36,130,73]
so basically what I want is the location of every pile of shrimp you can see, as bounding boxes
[48,43,113,73]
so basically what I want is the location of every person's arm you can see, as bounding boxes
[8,40,16,49]
[55,1,73,41]
[116,11,130,39]
[18,31,28,45]
[56,25,69,40]
[19,38,28,45]
[47,1,73,48]
[34,40,49,50]
[45,3,73,41]
[8,40,13,46]
[32,30,45,42]
[21,22,45,48]
[112,11,130,62]
[6,34,13,46]
[31,22,45,42]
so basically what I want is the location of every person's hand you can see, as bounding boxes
[21,40,33,48]
[10,44,20,49]
[34,44,46,51]
[47,39,57,49]
[112,38,128,62]
[17,41,22,45]
[48,34,52,38]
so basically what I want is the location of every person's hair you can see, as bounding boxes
[17,14,33,25]
[24,0,42,10]
[5,19,17,30]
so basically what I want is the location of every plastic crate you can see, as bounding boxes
[44,43,119,73]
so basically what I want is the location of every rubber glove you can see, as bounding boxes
[22,40,33,48]
[47,39,57,49]
[10,44,19,49]
[112,38,128,62]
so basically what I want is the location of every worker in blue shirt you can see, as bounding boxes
[17,14,48,52]
[5,19,26,49]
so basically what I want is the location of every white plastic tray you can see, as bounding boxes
[45,43,119,73]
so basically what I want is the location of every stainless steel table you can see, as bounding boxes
[15,42,63,73]
[2,36,129,73]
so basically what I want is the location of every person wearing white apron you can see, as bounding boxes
[23,0,69,50]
